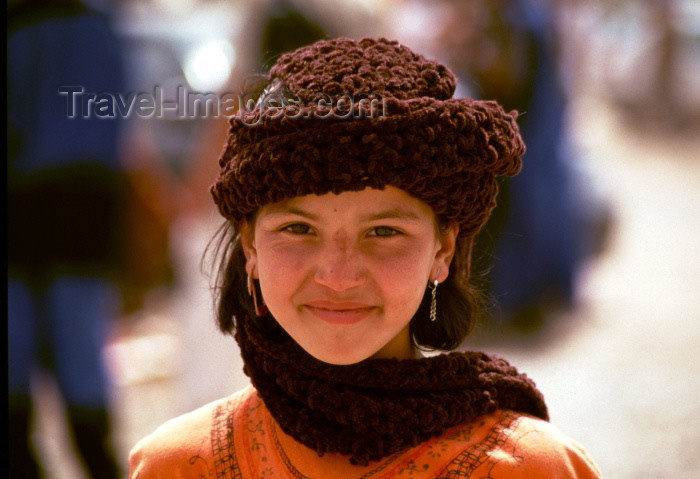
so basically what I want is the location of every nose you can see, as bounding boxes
[313,233,365,292]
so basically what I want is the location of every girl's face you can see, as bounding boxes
[239,186,458,365]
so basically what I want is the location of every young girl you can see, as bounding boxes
[129,37,601,478]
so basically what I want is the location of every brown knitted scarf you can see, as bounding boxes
[235,316,549,466]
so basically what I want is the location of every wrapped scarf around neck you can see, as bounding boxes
[235,316,549,466]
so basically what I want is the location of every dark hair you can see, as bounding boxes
[206,216,484,352]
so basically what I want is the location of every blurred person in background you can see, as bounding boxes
[8,0,126,476]
[129,37,601,478]
[258,0,328,70]
[437,0,610,333]
[603,0,700,131]
[183,0,328,217]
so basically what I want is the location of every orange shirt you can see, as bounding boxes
[129,385,601,478]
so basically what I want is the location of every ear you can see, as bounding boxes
[238,220,258,277]
[432,221,459,283]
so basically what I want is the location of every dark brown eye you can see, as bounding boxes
[369,226,398,237]
[284,223,312,235]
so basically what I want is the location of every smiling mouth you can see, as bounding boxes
[304,303,376,325]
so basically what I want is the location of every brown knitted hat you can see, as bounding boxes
[211,37,524,254]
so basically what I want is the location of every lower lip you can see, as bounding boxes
[305,306,375,325]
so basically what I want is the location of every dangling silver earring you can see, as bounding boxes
[247,274,268,317]
[429,270,439,322]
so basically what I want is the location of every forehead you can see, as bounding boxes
[257,186,437,223]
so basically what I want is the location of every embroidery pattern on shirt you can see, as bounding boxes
[268,413,408,479]
[356,451,405,479]
[426,421,477,460]
[396,459,430,476]
[211,398,242,479]
[436,411,520,478]
[268,417,311,479]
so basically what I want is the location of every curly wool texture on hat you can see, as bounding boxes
[211,37,524,242]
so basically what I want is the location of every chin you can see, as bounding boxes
[306,347,373,366]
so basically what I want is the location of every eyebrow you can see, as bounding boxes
[261,205,422,223]
[261,206,319,221]
[360,208,422,222]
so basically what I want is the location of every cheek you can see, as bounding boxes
[259,248,304,276]
[371,241,435,275]
[255,240,311,302]
[369,243,434,303]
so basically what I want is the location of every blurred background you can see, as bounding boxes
[7,0,699,477]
